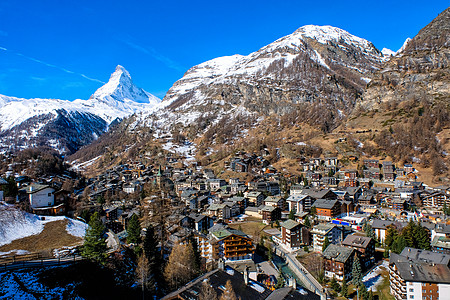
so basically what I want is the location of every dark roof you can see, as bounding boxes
[266,287,320,300]
[280,220,301,230]
[399,247,450,265]
[161,267,270,300]
[371,219,405,230]
[390,252,450,283]
[322,244,354,263]
[311,199,338,209]
[342,235,373,249]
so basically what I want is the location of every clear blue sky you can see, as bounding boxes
[0,1,448,100]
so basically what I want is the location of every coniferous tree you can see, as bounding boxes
[352,254,362,287]
[81,212,108,264]
[199,280,218,300]
[127,214,142,245]
[164,243,198,290]
[415,224,431,250]
[289,210,295,220]
[190,237,202,274]
[135,253,151,298]
[275,270,285,289]
[143,225,162,293]
[330,276,341,293]
[391,235,407,254]
[304,216,311,228]
[385,226,398,248]
[322,236,330,252]
[219,280,237,300]
[341,276,348,297]
[403,220,417,248]
[310,206,317,218]
[359,284,368,300]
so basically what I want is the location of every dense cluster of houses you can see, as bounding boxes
[3,151,450,299]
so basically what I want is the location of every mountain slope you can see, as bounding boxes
[358,8,449,109]
[0,66,160,154]
[136,25,386,149]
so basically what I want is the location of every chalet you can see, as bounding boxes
[422,192,450,208]
[358,193,374,205]
[363,159,379,169]
[286,194,312,214]
[311,223,352,252]
[323,244,355,281]
[260,205,281,224]
[389,248,450,300]
[246,191,265,207]
[363,168,381,180]
[273,220,309,252]
[372,219,405,243]
[264,196,285,211]
[345,186,362,202]
[431,236,450,254]
[210,227,254,261]
[392,199,407,210]
[21,183,55,209]
[324,157,338,167]
[382,161,395,181]
[404,164,414,173]
[311,199,341,221]
[207,203,231,220]
[209,179,227,191]
[341,235,375,269]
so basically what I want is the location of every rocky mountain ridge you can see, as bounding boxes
[0,66,160,154]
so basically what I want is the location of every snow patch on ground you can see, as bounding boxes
[0,203,86,247]
[363,260,388,292]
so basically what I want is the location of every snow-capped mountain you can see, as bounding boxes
[139,25,386,141]
[0,66,160,154]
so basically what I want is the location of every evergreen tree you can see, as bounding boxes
[127,214,142,245]
[81,212,108,264]
[289,210,295,220]
[143,225,162,292]
[135,253,151,297]
[404,220,417,248]
[190,237,202,274]
[415,224,431,250]
[352,254,362,287]
[3,177,18,197]
[322,236,330,252]
[304,216,311,228]
[341,277,348,298]
[358,284,368,300]
[391,235,407,254]
[275,270,285,289]
[385,226,398,248]
[310,206,317,218]
[330,276,341,293]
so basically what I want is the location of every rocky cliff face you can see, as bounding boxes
[358,8,450,110]
[146,25,386,136]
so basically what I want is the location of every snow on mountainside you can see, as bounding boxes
[137,24,385,145]
[161,25,385,109]
[0,66,160,154]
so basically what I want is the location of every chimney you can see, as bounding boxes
[218,258,225,271]
[244,266,249,285]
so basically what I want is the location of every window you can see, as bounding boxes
[48,193,52,197]
[410,289,414,292]
[409,296,414,299]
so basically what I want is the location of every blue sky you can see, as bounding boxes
[0,1,448,100]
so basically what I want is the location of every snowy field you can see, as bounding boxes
[363,260,388,292]
[0,203,86,249]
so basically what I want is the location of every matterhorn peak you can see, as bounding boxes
[91,65,160,105]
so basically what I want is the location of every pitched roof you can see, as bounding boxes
[161,266,270,300]
[342,234,372,249]
[312,199,338,209]
[322,244,354,263]
[21,183,53,194]
[390,252,450,283]
[280,219,301,230]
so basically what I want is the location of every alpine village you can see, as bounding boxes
[0,6,450,300]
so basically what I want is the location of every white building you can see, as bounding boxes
[23,183,55,209]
